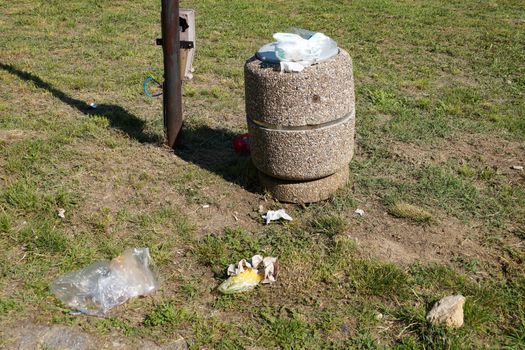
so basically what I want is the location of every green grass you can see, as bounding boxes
[1,0,524,348]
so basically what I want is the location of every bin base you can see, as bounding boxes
[259,166,349,204]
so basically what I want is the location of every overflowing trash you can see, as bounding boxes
[50,248,159,316]
[257,28,338,73]
[218,255,278,294]
[262,209,293,225]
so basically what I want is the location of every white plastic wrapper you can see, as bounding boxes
[50,248,159,316]
[262,209,293,225]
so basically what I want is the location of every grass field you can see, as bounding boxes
[1,0,524,348]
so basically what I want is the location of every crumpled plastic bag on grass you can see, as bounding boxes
[262,209,293,225]
[50,248,159,316]
[218,255,278,294]
[273,30,338,72]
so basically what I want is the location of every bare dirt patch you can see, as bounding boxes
[390,133,525,177]
[0,129,42,143]
[346,203,494,268]
[64,139,264,238]
[355,132,524,270]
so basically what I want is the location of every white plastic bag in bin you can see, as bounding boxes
[51,248,159,316]
[273,32,338,67]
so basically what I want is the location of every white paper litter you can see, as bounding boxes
[511,165,523,171]
[354,208,365,216]
[227,255,278,284]
[58,208,66,219]
[262,209,293,225]
[202,204,210,208]
[89,102,98,109]
[280,61,305,73]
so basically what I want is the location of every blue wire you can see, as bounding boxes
[143,76,163,97]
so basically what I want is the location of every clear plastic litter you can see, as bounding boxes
[50,248,159,316]
[218,255,278,294]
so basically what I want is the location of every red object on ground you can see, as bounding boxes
[233,133,251,155]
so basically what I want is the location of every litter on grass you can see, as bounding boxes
[218,255,278,294]
[262,209,293,225]
[233,133,251,155]
[511,165,523,171]
[57,208,65,219]
[51,248,159,316]
[354,208,365,216]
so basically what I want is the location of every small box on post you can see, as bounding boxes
[179,9,195,81]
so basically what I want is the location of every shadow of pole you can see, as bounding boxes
[0,62,161,144]
[1,62,259,191]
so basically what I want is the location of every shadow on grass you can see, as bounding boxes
[175,125,259,191]
[1,62,258,189]
[0,62,161,144]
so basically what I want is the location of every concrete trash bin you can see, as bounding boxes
[245,49,355,203]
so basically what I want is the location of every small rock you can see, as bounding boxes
[511,165,523,171]
[426,294,465,328]
[354,208,365,216]
[161,336,188,350]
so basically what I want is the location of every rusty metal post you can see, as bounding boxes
[161,0,182,148]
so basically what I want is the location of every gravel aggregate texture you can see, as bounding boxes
[248,109,355,181]
[245,49,354,127]
[258,166,349,203]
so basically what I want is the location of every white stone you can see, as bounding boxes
[426,295,466,328]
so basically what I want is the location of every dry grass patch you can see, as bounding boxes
[389,202,433,223]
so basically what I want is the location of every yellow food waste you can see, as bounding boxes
[218,267,263,294]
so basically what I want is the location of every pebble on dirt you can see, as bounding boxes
[426,294,466,328]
